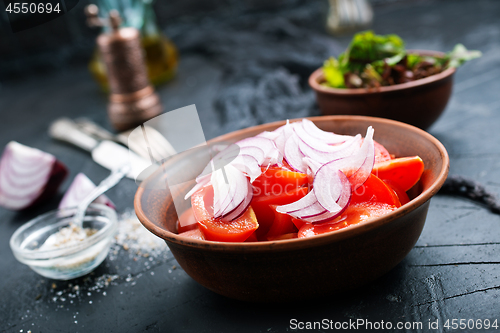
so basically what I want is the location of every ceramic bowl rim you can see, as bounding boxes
[308,50,456,95]
[135,115,449,252]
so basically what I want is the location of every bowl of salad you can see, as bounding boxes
[134,115,449,302]
[309,31,481,129]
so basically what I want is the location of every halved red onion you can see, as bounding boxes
[59,173,115,209]
[301,119,352,144]
[0,141,68,210]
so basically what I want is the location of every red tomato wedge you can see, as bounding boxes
[361,139,391,164]
[267,233,298,241]
[372,156,424,191]
[176,208,198,234]
[291,217,307,231]
[382,179,410,205]
[266,205,298,240]
[191,185,259,242]
[298,202,398,238]
[351,174,401,207]
[251,187,309,239]
[252,167,309,197]
[374,141,392,163]
[179,227,205,240]
[245,232,258,242]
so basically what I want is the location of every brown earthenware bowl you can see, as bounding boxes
[134,116,449,302]
[309,51,456,130]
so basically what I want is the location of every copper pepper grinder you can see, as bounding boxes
[85,5,162,131]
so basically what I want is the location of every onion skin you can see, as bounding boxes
[0,141,68,210]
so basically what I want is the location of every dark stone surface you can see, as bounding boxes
[1,0,500,332]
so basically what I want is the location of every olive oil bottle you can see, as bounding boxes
[89,0,178,90]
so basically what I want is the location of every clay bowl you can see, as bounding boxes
[134,116,449,302]
[309,51,456,130]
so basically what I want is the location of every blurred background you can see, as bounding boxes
[3,0,497,141]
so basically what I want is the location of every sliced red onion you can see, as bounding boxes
[294,123,341,153]
[0,141,68,210]
[313,126,374,194]
[256,131,280,141]
[277,171,351,223]
[347,126,375,190]
[276,191,318,215]
[312,167,344,212]
[221,181,253,221]
[300,171,351,223]
[184,174,211,200]
[301,119,352,144]
[59,173,115,210]
[239,146,266,165]
[303,157,322,179]
[212,164,250,218]
[284,135,306,173]
[236,137,280,167]
[273,120,294,156]
[298,134,362,164]
[230,154,262,182]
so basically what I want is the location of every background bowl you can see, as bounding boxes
[134,116,449,302]
[308,51,456,130]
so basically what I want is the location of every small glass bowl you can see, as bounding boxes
[10,204,117,280]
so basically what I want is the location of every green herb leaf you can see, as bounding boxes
[345,31,405,64]
[445,44,482,68]
[362,64,383,83]
[322,57,345,88]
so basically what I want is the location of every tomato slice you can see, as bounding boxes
[245,232,258,242]
[374,140,392,163]
[372,156,424,191]
[291,217,307,231]
[252,167,309,197]
[191,185,259,242]
[360,139,392,163]
[267,233,298,241]
[179,227,206,240]
[351,174,401,207]
[176,208,198,234]
[265,205,298,240]
[382,179,410,205]
[251,187,309,239]
[298,202,398,238]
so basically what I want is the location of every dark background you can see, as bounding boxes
[1,0,404,80]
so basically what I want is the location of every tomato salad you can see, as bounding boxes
[177,119,424,242]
